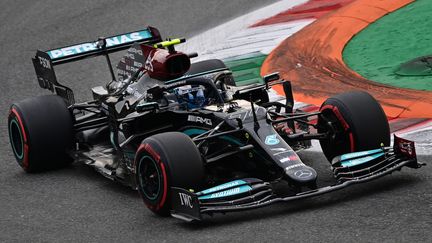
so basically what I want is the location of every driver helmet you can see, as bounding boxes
[175,85,207,109]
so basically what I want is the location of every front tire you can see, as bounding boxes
[8,95,74,172]
[318,91,390,161]
[135,132,204,216]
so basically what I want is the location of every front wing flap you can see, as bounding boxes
[170,135,424,222]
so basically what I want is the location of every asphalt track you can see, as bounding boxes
[0,1,430,242]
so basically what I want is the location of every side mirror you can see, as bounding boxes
[263,72,280,89]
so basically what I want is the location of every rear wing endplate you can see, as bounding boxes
[32,26,162,105]
[32,51,75,104]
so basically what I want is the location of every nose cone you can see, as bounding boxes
[285,165,317,185]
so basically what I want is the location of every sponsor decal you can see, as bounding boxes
[198,185,252,200]
[400,143,413,156]
[198,180,246,195]
[211,187,240,198]
[37,56,51,69]
[187,115,212,126]
[341,152,384,167]
[47,30,152,59]
[144,53,155,72]
[265,134,280,145]
[279,154,299,163]
[340,149,382,160]
[394,136,416,158]
[178,192,194,208]
[285,163,305,171]
[294,169,313,179]
[271,147,288,155]
[228,107,266,121]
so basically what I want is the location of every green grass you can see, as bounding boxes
[343,0,432,91]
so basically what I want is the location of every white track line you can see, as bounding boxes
[179,0,309,61]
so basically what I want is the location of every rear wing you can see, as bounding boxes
[32,26,162,105]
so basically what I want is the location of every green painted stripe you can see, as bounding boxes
[343,0,432,91]
[224,53,267,86]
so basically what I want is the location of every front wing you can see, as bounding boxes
[170,135,424,222]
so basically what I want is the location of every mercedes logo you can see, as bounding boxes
[294,169,313,179]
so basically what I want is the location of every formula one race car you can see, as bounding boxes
[8,26,424,222]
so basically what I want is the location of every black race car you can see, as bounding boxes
[8,27,424,222]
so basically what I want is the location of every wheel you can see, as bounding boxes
[8,95,74,172]
[317,91,390,161]
[135,132,204,216]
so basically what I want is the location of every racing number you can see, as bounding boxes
[38,56,51,69]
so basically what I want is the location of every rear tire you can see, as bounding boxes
[318,91,390,161]
[135,132,204,216]
[8,95,74,172]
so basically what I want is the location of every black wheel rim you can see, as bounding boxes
[9,118,24,160]
[138,155,162,201]
[318,109,352,156]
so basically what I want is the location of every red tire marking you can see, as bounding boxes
[157,162,168,210]
[321,104,355,152]
[348,133,355,152]
[135,143,168,211]
[10,108,29,170]
[143,144,161,162]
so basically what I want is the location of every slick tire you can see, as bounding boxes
[8,95,74,172]
[135,132,204,216]
[318,91,390,161]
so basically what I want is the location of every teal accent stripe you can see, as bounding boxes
[47,29,153,60]
[341,149,383,160]
[182,128,207,136]
[197,180,247,195]
[198,184,252,200]
[341,152,385,167]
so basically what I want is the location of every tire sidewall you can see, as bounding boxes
[8,106,30,171]
[318,91,390,161]
[135,141,171,215]
[135,132,204,216]
[8,95,74,172]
